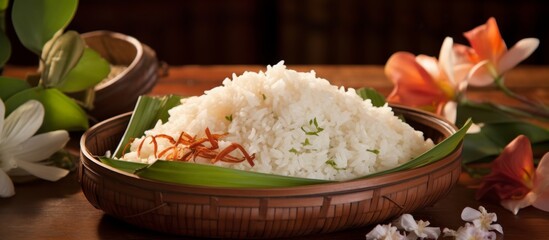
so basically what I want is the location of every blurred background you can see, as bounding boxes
[4,0,549,66]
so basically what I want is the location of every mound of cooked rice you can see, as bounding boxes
[121,62,434,181]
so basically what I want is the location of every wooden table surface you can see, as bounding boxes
[1,65,549,240]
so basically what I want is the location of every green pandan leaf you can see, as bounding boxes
[5,87,88,132]
[100,157,147,174]
[356,87,386,107]
[101,157,330,188]
[41,31,84,87]
[0,77,31,100]
[99,96,471,188]
[11,0,77,54]
[57,48,111,93]
[113,95,182,157]
[135,160,330,188]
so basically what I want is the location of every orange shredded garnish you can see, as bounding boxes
[132,128,255,166]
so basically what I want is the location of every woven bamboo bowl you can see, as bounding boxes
[79,105,462,239]
[82,31,160,122]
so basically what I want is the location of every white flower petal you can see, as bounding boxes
[366,224,389,240]
[533,190,549,213]
[416,55,440,79]
[467,60,494,87]
[467,123,483,134]
[366,224,405,240]
[491,223,503,234]
[442,227,457,237]
[0,170,15,197]
[439,37,456,84]
[2,100,44,145]
[12,130,69,162]
[532,152,549,212]
[461,206,481,221]
[453,63,473,89]
[422,227,441,239]
[15,160,69,181]
[498,38,539,74]
[443,101,457,124]
[501,193,535,215]
[396,214,418,231]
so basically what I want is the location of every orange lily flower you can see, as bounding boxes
[476,135,549,215]
[386,37,469,114]
[455,17,539,86]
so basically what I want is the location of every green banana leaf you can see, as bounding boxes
[57,48,111,93]
[100,95,470,188]
[113,95,183,158]
[0,77,30,100]
[4,87,89,132]
[11,0,77,54]
[457,99,549,164]
[101,157,328,188]
[356,87,386,107]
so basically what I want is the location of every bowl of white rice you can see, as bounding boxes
[79,63,462,238]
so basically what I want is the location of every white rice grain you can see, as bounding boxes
[121,62,434,181]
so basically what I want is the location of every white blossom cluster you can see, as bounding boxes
[365,206,503,240]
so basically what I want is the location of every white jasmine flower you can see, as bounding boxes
[366,224,406,240]
[461,206,503,234]
[443,223,496,240]
[393,214,441,240]
[0,99,70,197]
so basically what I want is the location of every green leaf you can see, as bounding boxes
[461,132,502,164]
[364,118,472,178]
[41,31,85,87]
[11,0,77,54]
[101,96,472,188]
[100,157,147,174]
[356,87,386,107]
[113,95,182,157]
[0,30,10,67]
[101,158,328,188]
[0,77,30,100]
[57,48,111,93]
[5,87,89,132]
[462,121,549,164]
[456,100,516,126]
[480,122,549,146]
[136,160,329,188]
[0,0,8,11]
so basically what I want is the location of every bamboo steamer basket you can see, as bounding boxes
[82,31,160,122]
[79,105,462,239]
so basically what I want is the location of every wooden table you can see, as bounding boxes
[1,65,549,239]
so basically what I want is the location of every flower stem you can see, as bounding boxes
[495,76,549,121]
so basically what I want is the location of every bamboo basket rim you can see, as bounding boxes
[81,30,144,91]
[80,104,461,198]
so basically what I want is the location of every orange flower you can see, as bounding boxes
[455,17,539,86]
[385,37,468,114]
[476,135,549,215]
